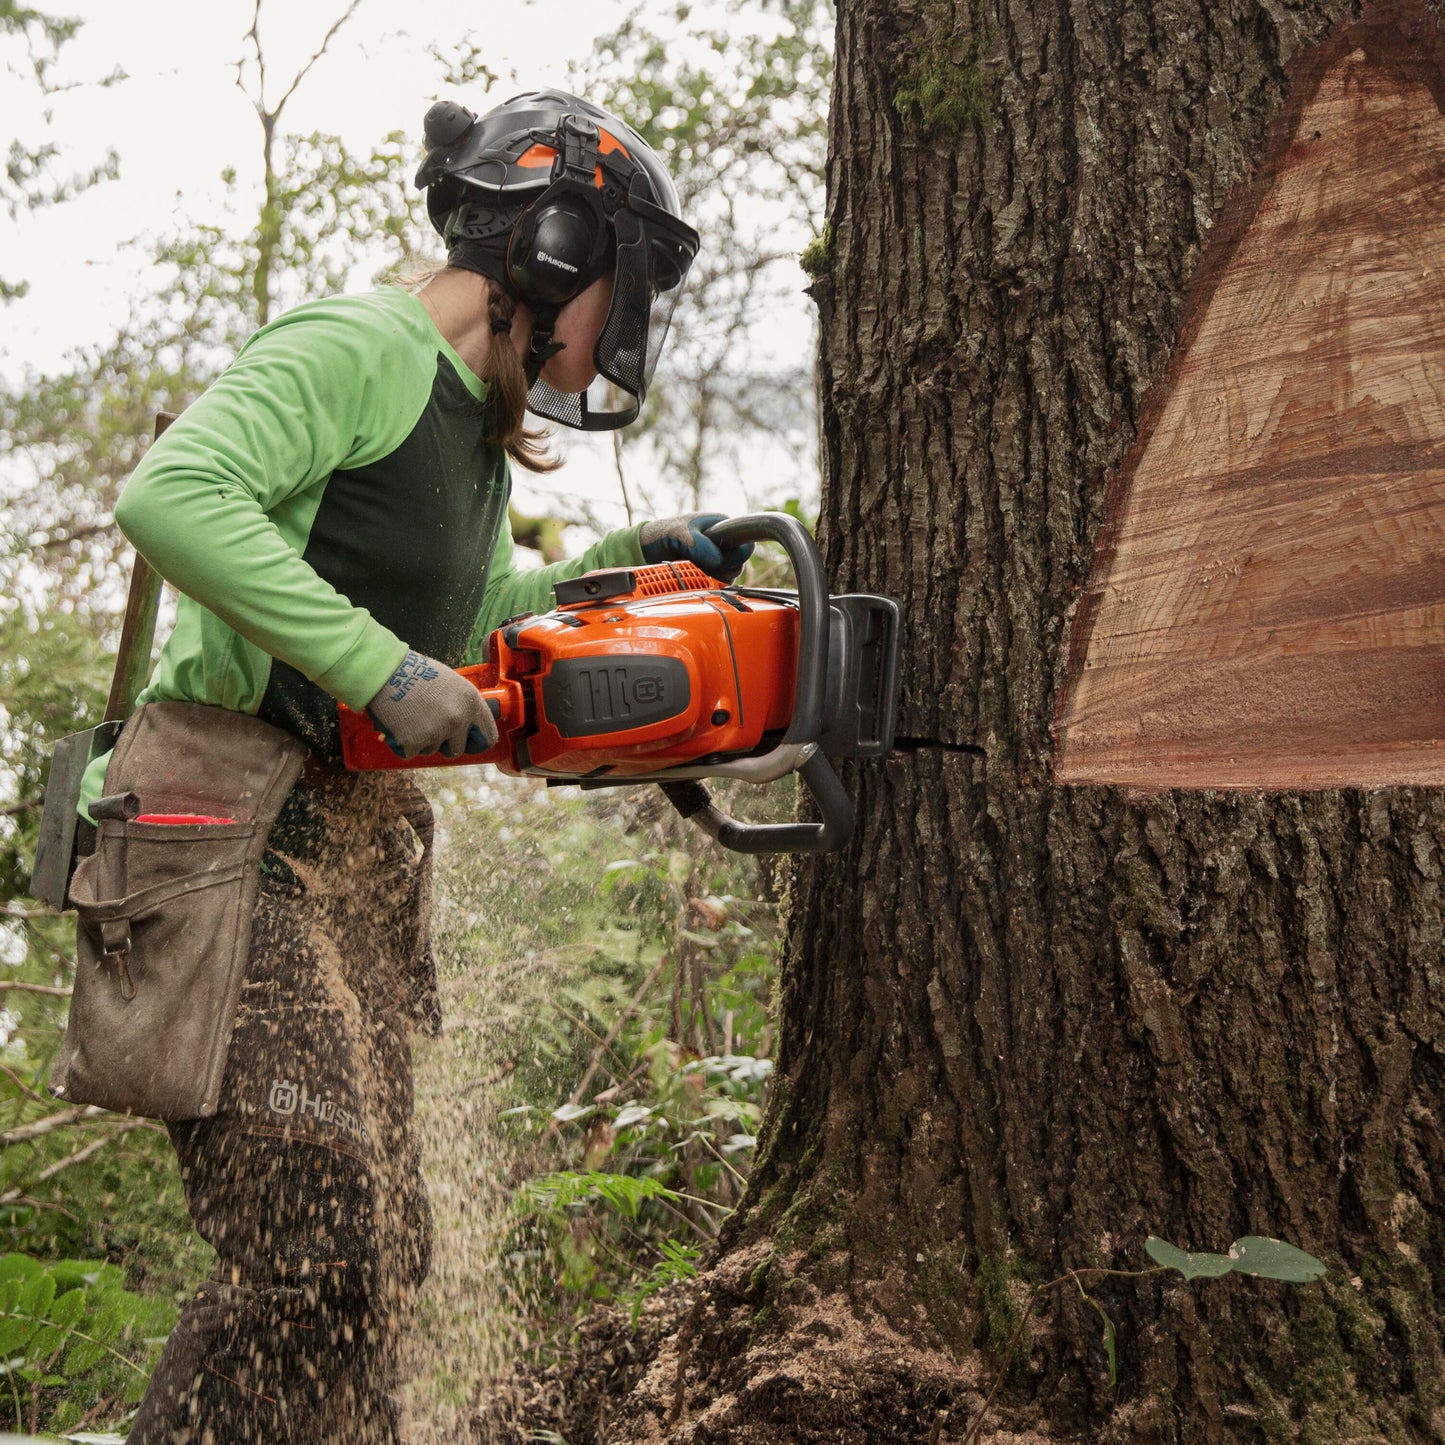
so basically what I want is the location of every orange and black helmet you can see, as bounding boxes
[416,88,700,431]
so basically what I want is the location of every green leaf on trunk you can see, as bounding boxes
[1227,1237,1327,1282]
[1144,1237,1234,1280]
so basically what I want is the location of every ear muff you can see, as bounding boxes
[507,194,603,305]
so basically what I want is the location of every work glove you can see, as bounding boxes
[639,512,754,582]
[365,650,499,760]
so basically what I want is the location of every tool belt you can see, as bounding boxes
[50,702,307,1121]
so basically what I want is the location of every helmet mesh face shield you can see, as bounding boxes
[525,201,698,431]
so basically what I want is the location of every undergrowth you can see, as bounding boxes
[425,772,786,1379]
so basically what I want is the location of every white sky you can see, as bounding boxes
[2,0,821,524]
[4,0,647,365]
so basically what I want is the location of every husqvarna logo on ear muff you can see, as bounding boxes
[543,656,691,738]
[539,249,580,273]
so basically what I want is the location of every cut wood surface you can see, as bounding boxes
[1057,8,1445,789]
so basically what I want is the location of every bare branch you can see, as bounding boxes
[244,0,264,112]
[612,429,634,526]
[2,1194,78,1222]
[1,904,61,921]
[272,0,365,121]
[0,980,71,998]
[0,797,42,817]
[566,951,669,1108]
[27,519,118,554]
[0,1060,56,1108]
[238,0,264,109]
[16,920,70,971]
[0,1126,142,1204]
[0,1105,106,1146]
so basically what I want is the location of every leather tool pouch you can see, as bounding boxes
[51,703,307,1120]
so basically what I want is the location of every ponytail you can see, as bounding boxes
[482,282,561,474]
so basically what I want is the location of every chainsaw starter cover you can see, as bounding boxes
[541,656,691,738]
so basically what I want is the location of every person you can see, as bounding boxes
[95,88,752,1443]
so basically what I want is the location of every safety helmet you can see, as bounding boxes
[416,88,700,432]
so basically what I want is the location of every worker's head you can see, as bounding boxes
[416,88,699,432]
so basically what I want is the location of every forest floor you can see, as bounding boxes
[393,792,1047,1445]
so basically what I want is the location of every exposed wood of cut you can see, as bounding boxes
[1056,10,1445,790]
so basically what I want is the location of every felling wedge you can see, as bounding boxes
[339,513,902,855]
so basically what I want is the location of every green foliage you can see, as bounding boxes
[624,1237,700,1325]
[1142,1237,1234,1282]
[521,1170,682,1223]
[1146,1234,1328,1284]
[434,783,781,1350]
[0,1252,175,1434]
[892,0,989,135]
[1,1,120,300]
[154,130,432,347]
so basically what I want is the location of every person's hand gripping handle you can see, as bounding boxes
[639,513,755,581]
[365,650,500,760]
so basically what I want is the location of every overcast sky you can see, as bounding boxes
[3,0,819,521]
[4,0,651,369]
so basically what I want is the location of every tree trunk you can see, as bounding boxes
[615,2,1445,1442]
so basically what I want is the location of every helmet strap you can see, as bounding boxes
[524,302,566,384]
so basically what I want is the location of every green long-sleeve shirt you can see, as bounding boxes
[81,287,644,815]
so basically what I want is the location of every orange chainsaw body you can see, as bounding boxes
[338,561,800,778]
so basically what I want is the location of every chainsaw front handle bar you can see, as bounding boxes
[654,512,854,855]
[661,749,853,855]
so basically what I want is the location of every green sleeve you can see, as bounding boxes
[112,297,441,709]
[467,520,647,660]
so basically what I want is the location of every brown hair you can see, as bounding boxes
[482,281,562,474]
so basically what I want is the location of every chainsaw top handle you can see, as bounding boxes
[658,511,852,855]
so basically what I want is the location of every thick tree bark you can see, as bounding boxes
[616,2,1445,1442]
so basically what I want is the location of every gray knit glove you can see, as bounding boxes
[365,650,499,760]
[639,512,754,581]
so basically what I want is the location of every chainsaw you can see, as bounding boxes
[338,513,902,855]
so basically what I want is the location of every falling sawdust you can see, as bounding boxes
[399,951,534,1443]
[398,874,598,1443]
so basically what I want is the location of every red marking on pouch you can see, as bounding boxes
[135,814,237,825]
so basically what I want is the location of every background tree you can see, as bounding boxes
[606,1,1445,1441]
[571,1,832,517]
[1,0,119,301]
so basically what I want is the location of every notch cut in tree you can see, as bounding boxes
[1056,3,1445,790]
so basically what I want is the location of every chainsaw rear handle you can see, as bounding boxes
[704,512,828,747]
